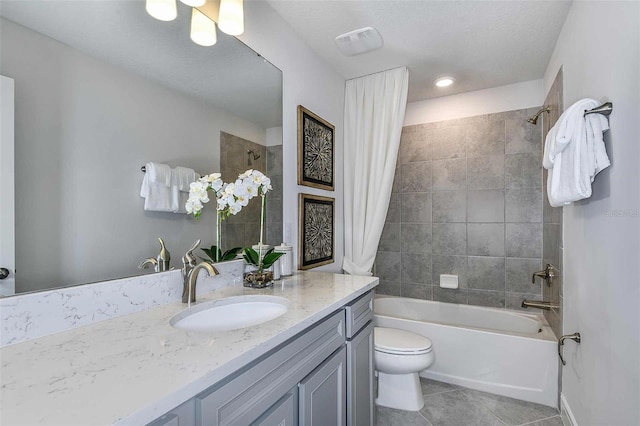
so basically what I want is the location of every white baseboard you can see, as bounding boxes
[560,393,578,426]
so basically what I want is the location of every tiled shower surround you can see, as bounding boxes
[376,107,548,310]
[220,132,283,249]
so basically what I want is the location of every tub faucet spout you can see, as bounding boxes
[521,300,559,310]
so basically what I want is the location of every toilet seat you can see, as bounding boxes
[374,327,432,355]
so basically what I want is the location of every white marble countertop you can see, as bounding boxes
[0,272,378,426]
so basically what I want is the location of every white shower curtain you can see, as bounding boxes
[343,67,409,275]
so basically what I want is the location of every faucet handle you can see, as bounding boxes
[531,264,557,285]
[183,239,201,268]
[139,257,158,271]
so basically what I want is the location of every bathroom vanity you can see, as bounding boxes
[151,290,374,426]
[0,272,377,425]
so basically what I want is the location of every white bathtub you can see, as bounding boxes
[374,296,559,408]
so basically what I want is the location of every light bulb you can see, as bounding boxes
[434,76,455,87]
[145,0,177,21]
[179,0,206,7]
[191,8,217,46]
[218,0,244,36]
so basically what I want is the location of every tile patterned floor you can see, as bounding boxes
[376,378,562,426]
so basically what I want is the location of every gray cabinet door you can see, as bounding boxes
[251,387,298,426]
[196,310,345,425]
[347,321,374,426]
[299,346,347,426]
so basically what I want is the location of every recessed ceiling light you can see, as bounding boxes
[434,76,455,87]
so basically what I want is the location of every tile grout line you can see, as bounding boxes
[416,409,434,426]
[517,415,563,426]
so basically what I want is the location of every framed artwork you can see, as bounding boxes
[297,105,335,191]
[298,193,334,270]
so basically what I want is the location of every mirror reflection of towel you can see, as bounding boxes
[140,162,173,212]
[171,167,199,213]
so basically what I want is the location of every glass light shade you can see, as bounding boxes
[191,8,217,47]
[180,0,206,6]
[145,0,177,21]
[218,0,244,35]
[434,76,455,87]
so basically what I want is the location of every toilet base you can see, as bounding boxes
[375,371,424,411]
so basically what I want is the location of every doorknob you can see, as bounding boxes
[0,268,10,280]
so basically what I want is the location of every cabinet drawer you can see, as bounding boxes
[196,310,345,426]
[345,291,373,338]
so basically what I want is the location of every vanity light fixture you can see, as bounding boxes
[145,0,177,21]
[190,8,217,46]
[180,0,206,7]
[218,0,244,36]
[434,76,455,87]
[146,0,244,47]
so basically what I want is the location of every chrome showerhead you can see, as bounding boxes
[527,106,551,125]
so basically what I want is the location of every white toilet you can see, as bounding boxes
[374,327,434,411]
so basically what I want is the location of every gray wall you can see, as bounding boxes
[543,2,640,424]
[376,107,547,310]
[1,19,267,292]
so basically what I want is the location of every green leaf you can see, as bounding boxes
[261,252,285,269]
[222,247,242,261]
[243,247,259,266]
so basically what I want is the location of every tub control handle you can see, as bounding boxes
[558,332,581,366]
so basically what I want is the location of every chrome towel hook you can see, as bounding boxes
[558,332,581,366]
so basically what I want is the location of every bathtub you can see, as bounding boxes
[374,296,558,408]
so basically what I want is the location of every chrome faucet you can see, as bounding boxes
[532,264,556,286]
[521,300,559,310]
[138,257,158,271]
[139,237,171,272]
[182,239,219,303]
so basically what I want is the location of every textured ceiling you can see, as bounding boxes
[0,0,283,129]
[265,0,572,102]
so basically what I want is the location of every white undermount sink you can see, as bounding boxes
[169,295,290,333]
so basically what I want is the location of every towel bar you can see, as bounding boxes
[584,102,613,117]
[141,165,202,175]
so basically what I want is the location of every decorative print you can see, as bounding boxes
[299,194,334,269]
[298,106,335,191]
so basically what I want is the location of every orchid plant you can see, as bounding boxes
[185,169,273,266]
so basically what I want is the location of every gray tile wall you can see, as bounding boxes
[376,108,547,310]
[266,145,283,246]
[220,132,268,250]
[542,68,564,338]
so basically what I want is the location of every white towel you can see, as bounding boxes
[171,167,197,192]
[146,162,172,186]
[543,98,610,207]
[140,162,173,212]
[170,167,199,213]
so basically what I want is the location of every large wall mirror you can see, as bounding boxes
[0,1,283,295]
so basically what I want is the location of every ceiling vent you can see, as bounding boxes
[334,27,383,57]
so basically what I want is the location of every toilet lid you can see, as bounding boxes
[374,327,432,355]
